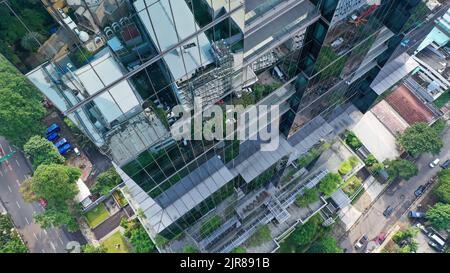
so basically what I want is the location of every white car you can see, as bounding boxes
[73,147,81,156]
[429,158,440,168]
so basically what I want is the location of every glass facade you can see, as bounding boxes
[2,0,425,252]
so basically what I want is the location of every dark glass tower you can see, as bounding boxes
[2,0,427,253]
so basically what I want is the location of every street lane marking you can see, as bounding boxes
[50,242,56,251]
[7,185,12,193]
[8,146,12,153]
[16,201,21,209]
[43,229,47,235]
[15,159,20,167]
[59,237,64,246]
[24,217,29,224]
[33,232,38,240]
[0,170,3,176]
[16,179,20,186]
[41,249,45,253]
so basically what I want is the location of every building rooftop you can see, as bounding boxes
[134,0,214,82]
[370,100,410,134]
[385,84,436,124]
[66,48,141,123]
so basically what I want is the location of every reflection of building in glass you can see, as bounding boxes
[4,0,430,253]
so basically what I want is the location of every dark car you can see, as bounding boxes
[46,131,59,142]
[414,185,426,197]
[441,159,450,169]
[383,206,394,218]
[58,143,71,155]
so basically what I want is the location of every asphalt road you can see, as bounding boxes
[339,125,450,252]
[0,136,85,253]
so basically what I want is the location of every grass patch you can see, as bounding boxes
[338,156,360,175]
[85,203,109,228]
[101,231,131,253]
[434,90,450,109]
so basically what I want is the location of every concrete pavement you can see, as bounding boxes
[0,136,85,253]
[339,125,450,252]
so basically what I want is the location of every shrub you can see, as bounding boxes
[318,173,342,196]
[434,169,450,203]
[338,161,353,175]
[345,131,362,150]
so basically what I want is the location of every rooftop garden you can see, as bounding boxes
[200,215,222,238]
[85,203,110,229]
[113,190,128,207]
[338,155,360,175]
[296,141,331,169]
[91,168,123,196]
[341,175,362,198]
[344,130,362,151]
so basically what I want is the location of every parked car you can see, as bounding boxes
[429,158,440,168]
[73,147,81,156]
[46,132,59,142]
[383,206,394,218]
[355,234,368,249]
[428,239,445,253]
[58,143,71,155]
[409,211,426,219]
[55,138,68,148]
[38,198,48,208]
[414,185,426,197]
[377,232,386,244]
[46,123,60,135]
[416,223,429,235]
[441,159,450,169]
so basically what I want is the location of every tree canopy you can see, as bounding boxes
[91,168,123,196]
[397,123,443,157]
[24,136,65,168]
[292,216,320,246]
[295,188,320,208]
[318,173,342,196]
[0,55,46,148]
[307,236,343,253]
[26,164,81,231]
[434,169,450,204]
[0,214,28,253]
[384,159,418,181]
[426,203,450,230]
[121,219,155,253]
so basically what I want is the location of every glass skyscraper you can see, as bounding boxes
[3,0,425,252]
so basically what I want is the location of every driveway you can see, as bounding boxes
[339,126,450,252]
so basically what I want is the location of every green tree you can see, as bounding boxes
[0,214,28,253]
[397,123,443,157]
[384,159,418,181]
[434,169,450,203]
[31,164,81,206]
[28,164,81,231]
[82,244,107,253]
[91,168,123,196]
[24,136,65,168]
[0,55,46,147]
[307,236,342,253]
[129,225,155,253]
[345,131,362,150]
[426,203,450,230]
[318,173,342,196]
[295,188,319,207]
[34,206,79,232]
[292,217,319,246]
